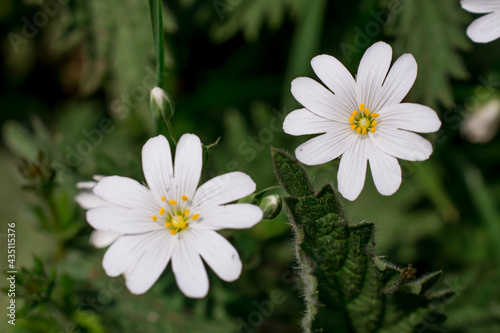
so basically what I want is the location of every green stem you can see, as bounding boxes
[148,0,177,145]
[148,0,165,89]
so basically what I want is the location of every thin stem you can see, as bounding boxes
[148,0,177,146]
[148,0,165,89]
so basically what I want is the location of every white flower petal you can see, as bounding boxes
[283,108,337,136]
[102,233,155,277]
[76,181,97,190]
[311,54,358,110]
[89,230,121,248]
[356,42,393,112]
[291,77,351,123]
[171,233,209,298]
[174,134,203,200]
[193,172,256,209]
[142,135,174,200]
[377,54,418,108]
[295,127,355,166]
[192,229,242,282]
[379,103,441,133]
[93,176,157,212]
[75,192,108,209]
[193,203,263,230]
[466,12,500,43]
[371,128,433,161]
[461,0,500,14]
[337,139,368,201]
[86,206,162,234]
[125,231,177,295]
[366,143,402,196]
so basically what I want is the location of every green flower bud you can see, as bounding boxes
[150,87,175,122]
[259,194,282,219]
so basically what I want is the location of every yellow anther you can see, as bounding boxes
[181,195,188,201]
[184,209,190,217]
[165,222,172,228]
[356,128,361,133]
[370,127,376,133]
[348,116,355,123]
[168,200,177,206]
[170,230,177,235]
[161,196,166,201]
[152,216,158,221]
[180,221,187,229]
[372,113,379,118]
[360,104,365,111]
[159,208,165,215]
[350,123,356,130]
[352,110,358,116]
[192,214,200,221]
[371,120,377,126]
[365,108,370,115]
[362,128,367,135]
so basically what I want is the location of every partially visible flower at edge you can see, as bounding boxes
[283,41,441,201]
[76,134,263,298]
[461,0,500,43]
[75,176,122,248]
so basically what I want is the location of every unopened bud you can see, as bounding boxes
[150,87,175,122]
[259,194,282,219]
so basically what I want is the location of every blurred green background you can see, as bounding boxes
[1,0,500,332]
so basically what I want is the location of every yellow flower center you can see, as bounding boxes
[150,195,200,235]
[349,103,379,135]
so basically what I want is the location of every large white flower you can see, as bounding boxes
[461,0,500,43]
[83,134,263,298]
[75,176,122,248]
[283,41,441,201]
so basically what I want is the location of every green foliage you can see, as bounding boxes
[272,149,452,332]
[384,0,471,109]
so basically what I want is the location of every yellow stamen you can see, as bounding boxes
[371,120,377,126]
[365,108,370,116]
[181,195,188,201]
[184,209,190,216]
[165,222,172,228]
[152,216,158,221]
[170,230,177,235]
[362,128,367,135]
[360,104,365,111]
[352,110,357,116]
[350,123,356,130]
[180,221,187,229]
[159,208,165,215]
[348,115,355,123]
[192,214,200,221]
[370,127,376,133]
[161,196,166,201]
[356,128,361,134]
[168,200,177,206]
[372,113,379,118]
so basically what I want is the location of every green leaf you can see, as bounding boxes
[273,150,452,332]
[384,0,471,109]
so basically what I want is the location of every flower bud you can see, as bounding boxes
[150,87,175,122]
[259,194,282,219]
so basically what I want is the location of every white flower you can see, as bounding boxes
[283,41,441,201]
[83,134,263,298]
[461,0,500,43]
[75,176,122,248]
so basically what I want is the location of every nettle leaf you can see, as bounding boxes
[384,0,471,109]
[272,148,452,333]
